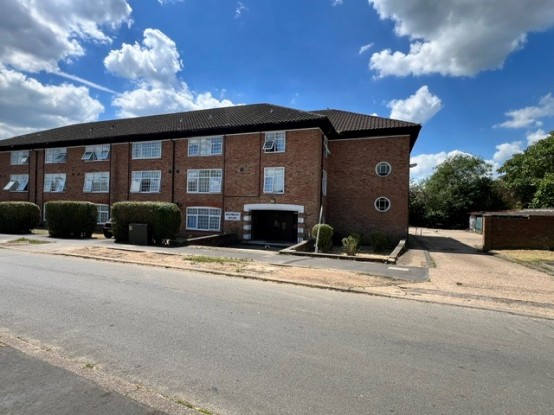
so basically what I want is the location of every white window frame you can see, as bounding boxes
[82,145,110,161]
[263,167,285,194]
[44,173,66,193]
[187,169,222,193]
[186,207,221,231]
[375,161,392,177]
[188,136,223,156]
[374,197,391,212]
[45,148,67,164]
[263,131,286,153]
[96,204,110,224]
[11,150,30,165]
[322,170,327,196]
[83,172,110,193]
[3,174,29,192]
[130,170,161,193]
[132,141,162,159]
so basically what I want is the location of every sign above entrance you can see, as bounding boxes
[224,211,241,221]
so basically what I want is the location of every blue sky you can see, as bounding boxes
[1,0,554,180]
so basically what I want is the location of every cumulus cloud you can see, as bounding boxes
[526,128,549,144]
[496,93,554,129]
[368,0,554,77]
[388,85,442,124]
[104,29,182,87]
[0,0,132,73]
[359,43,374,54]
[106,29,235,117]
[332,0,344,6]
[0,66,103,139]
[492,141,524,164]
[410,150,472,182]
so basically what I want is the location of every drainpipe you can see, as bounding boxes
[314,204,323,253]
[171,139,176,203]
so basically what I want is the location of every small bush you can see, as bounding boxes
[0,202,40,234]
[45,201,97,238]
[311,223,334,252]
[342,232,362,256]
[111,202,181,244]
[369,231,392,252]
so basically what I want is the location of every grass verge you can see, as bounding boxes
[186,255,250,265]
[8,237,51,245]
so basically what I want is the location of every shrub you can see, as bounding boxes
[369,230,392,252]
[342,232,362,256]
[311,223,334,253]
[0,202,40,234]
[111,202,181,244]
[45,201,97,238]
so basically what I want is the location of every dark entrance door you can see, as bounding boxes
[251,210,297,243]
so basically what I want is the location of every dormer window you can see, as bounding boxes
[263,131,286,153]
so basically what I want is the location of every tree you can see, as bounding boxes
[498,133,554,208]
[416,154,505,228]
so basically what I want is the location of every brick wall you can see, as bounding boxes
[327,135,411,241]
[483,214,554,250]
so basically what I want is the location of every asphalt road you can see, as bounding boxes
[0,249,553,415]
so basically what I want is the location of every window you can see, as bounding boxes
[263,167,285,194]
[263,131,286,153]
[130,170,161,193]
[323,136,330,158]
[376,162,392,177]
[374,197,391,212]
[186,207,221,231]
[82,145,110,161]
[45,148,67,163]
[83,172,109,193]
[96,204,110,224]
[188,136,223,156]
[187,169,222,193]
[3,174,29,192]
[11,150,29,165]
[322,170,327,196]
[132,141,161,159]
[44,173,66,192]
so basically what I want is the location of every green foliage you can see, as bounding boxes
[45,201,97,238]
[530,172,554,208]
[0,202,40,234]
[111,202,181,244]
[341,235,359,256]
[411,154,507,228]
[369,231,391,252]
[311,223,334,252]
[498,133,554,208]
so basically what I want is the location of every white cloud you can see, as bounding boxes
[358,43,374,55]
[496,93,554,129]
[104,28,182,87]
[332,0,344,6]
[0,0,132,73]
[0,66,103,139]
[410,150,472,182]
[368,0,554,77]
[527,128,549,145]
[388,85,442,124]
[492,141,524,164]
[106,29,236,117]
[235,2,249,19]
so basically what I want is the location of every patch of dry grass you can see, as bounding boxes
[494,249,554,263]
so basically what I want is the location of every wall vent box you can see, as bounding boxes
[129,223,151,245]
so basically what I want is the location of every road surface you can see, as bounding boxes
[0,249,552,414]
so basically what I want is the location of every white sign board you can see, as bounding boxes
[224,211,241,221]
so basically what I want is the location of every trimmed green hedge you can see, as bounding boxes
[45,201,97,238]
[111,202,181,244]
[311,223,334,253]
[0,202,40,234]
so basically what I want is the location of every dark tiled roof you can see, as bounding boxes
[0,103,420,150]
[312,109,421,148]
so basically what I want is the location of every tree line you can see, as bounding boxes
[410,132,554,229]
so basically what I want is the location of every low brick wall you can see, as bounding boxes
[483,214,554,250]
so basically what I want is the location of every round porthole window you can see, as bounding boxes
[374,197,391,212]
[375,162,392,177]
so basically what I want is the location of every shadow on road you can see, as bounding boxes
[412,235,484,255]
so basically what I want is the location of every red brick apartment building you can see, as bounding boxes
[0,104,420,244]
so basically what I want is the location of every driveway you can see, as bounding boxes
[401,228,554,318]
